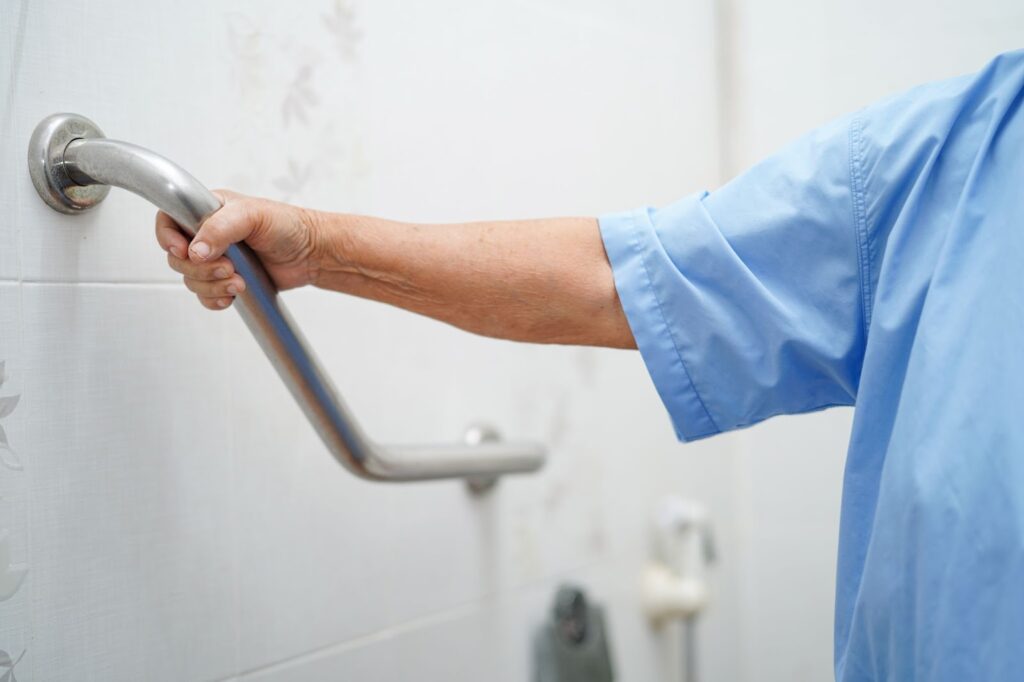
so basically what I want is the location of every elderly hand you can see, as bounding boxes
[155,190,324,310]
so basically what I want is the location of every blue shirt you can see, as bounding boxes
[599,51,1024,681]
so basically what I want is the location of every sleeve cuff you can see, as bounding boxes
[598,206,721,442]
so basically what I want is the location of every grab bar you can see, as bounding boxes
[27,113,546,488]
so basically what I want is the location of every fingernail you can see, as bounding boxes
[169,245,183,258]
[190,241,211,259]
[214,267,229,279]
[219,298,231,308]
[226,284,238,295]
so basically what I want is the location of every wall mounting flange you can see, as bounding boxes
[27,113,110,214]
[464,423,502,494]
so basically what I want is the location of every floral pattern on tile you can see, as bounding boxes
[0,363,22,472]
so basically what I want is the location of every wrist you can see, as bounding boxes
[304,208,367,289]
[299,206,334,288]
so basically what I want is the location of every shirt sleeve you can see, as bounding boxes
[599,114,867,441]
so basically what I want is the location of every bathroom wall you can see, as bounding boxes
[0,0,745,680]
[721,1,1024,679]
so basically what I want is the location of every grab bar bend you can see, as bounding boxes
[27,113,546,487]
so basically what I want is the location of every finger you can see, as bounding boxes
[182,274,246,298]
[189,195,259,263]
[155,211,191,258]
[167,252,235,281]
[198,295,234,311]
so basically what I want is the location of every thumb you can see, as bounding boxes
[188,192,258,262]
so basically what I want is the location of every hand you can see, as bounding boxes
[155,190,324,310]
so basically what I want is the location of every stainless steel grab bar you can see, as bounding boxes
[27,113,546,488]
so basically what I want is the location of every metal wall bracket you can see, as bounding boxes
[27,113,109,213]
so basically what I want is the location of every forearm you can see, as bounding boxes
[310,212,636,348]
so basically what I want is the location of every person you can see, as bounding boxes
[155,50,1024,681]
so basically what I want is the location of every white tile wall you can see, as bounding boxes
[727,0,1024,166]
[9,284,236,680]
[0,284,28,665]
[237,562,649,682]
[0,5,26,281]
[7,2,232,284]
[236,538,741,682]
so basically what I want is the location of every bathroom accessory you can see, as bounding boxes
[533,585,615,682]
[641,497,716,682]
[27,113,546,489]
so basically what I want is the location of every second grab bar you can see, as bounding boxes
[27,113,546,486]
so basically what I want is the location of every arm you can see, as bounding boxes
[155,191,636,349]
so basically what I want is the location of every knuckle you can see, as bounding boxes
[191,278,235,296]
[211,260,234,279]
[184,277,217,296]
[173,255,229,282]
[225,276,245,295]
[167,253,187,273]
[190,263,218,281]
[155,213,180,239]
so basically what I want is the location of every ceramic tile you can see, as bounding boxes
[239,559,687,682]
[0,283,29,672]
[235,570,565,682]
[0,142,21,281]
[13,283,237,680]
[355,0,720,222]
[8,2,232,283]
[0,0,25,282]
[8,0,371,284]
[728,0,1024,171]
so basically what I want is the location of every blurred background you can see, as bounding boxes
[0,0,1021,679]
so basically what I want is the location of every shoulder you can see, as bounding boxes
[856,50,1024,162]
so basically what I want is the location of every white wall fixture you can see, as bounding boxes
[533,585,615,682]
[641,497,716,682]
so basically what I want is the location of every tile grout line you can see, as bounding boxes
[213,554,616,681]
[7,3,31,673]
[221,602,480,681]
[14,232,33,681]
[14,278,184,284]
